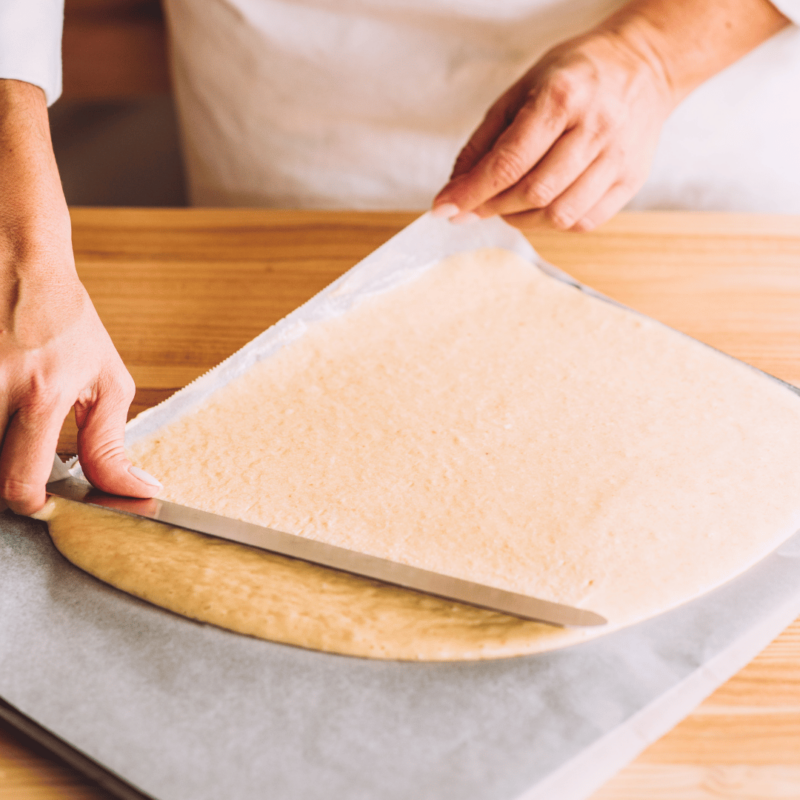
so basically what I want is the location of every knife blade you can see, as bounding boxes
[44,456,606,628]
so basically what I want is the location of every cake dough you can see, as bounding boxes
[35,248,800,660]
[35,497,583,660]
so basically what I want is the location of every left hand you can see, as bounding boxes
[432,26,675,232]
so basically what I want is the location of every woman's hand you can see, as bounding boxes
[433,29,672,232]
[433,0,789,232]
[0,80,161,515]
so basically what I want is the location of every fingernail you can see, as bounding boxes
[431,203,460,219]
[451,211,481,225]
[129,465,163,489]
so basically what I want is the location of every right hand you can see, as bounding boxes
[0,79,161,515]
[432,0,789,232]
[432,25,674,232]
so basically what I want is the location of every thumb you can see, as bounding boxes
[76,377,162,498]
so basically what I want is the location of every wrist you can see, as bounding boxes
[597,11,685,108]
[0,80,70,241]
[0,247,85,351]
[0,79,73,285]
[598,0,790,107]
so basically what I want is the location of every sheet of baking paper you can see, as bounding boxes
[70,210,796,458]
[3,511,800,800]
[3,213,800,800]
[110,213,539,451]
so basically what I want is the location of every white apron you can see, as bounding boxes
[163,0,800,213]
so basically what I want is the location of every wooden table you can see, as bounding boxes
[2,209,800,799]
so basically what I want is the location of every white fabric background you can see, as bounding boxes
[164,0,800,212]
[772,0,800,22]
[0,0,797,213]
[629,24,800,213]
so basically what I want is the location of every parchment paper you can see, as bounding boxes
[3,214,800,800]
[114,214,538,450]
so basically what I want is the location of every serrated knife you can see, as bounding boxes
[45,454,606,628]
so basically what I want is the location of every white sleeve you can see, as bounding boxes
[0,0,64,106]
[771,0,800,24]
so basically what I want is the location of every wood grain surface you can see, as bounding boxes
[3,208,800,800]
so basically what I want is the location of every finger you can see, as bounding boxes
[570,180,639,232]
[0,404,10,454]
[77,374,162,497]
[447,84,527,183]
[434,91,570,215]
[498,207,553,231]
[475,124,606,218]
[501,177,634,233]
[539,152,620,230]
[0,402,70,515]
[0,405,11,513]
[497,151,624,232]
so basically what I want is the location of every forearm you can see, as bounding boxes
[0,78,78,342]
[602,0,790,106]
[0,79,160,512]
[0,79,71,276]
